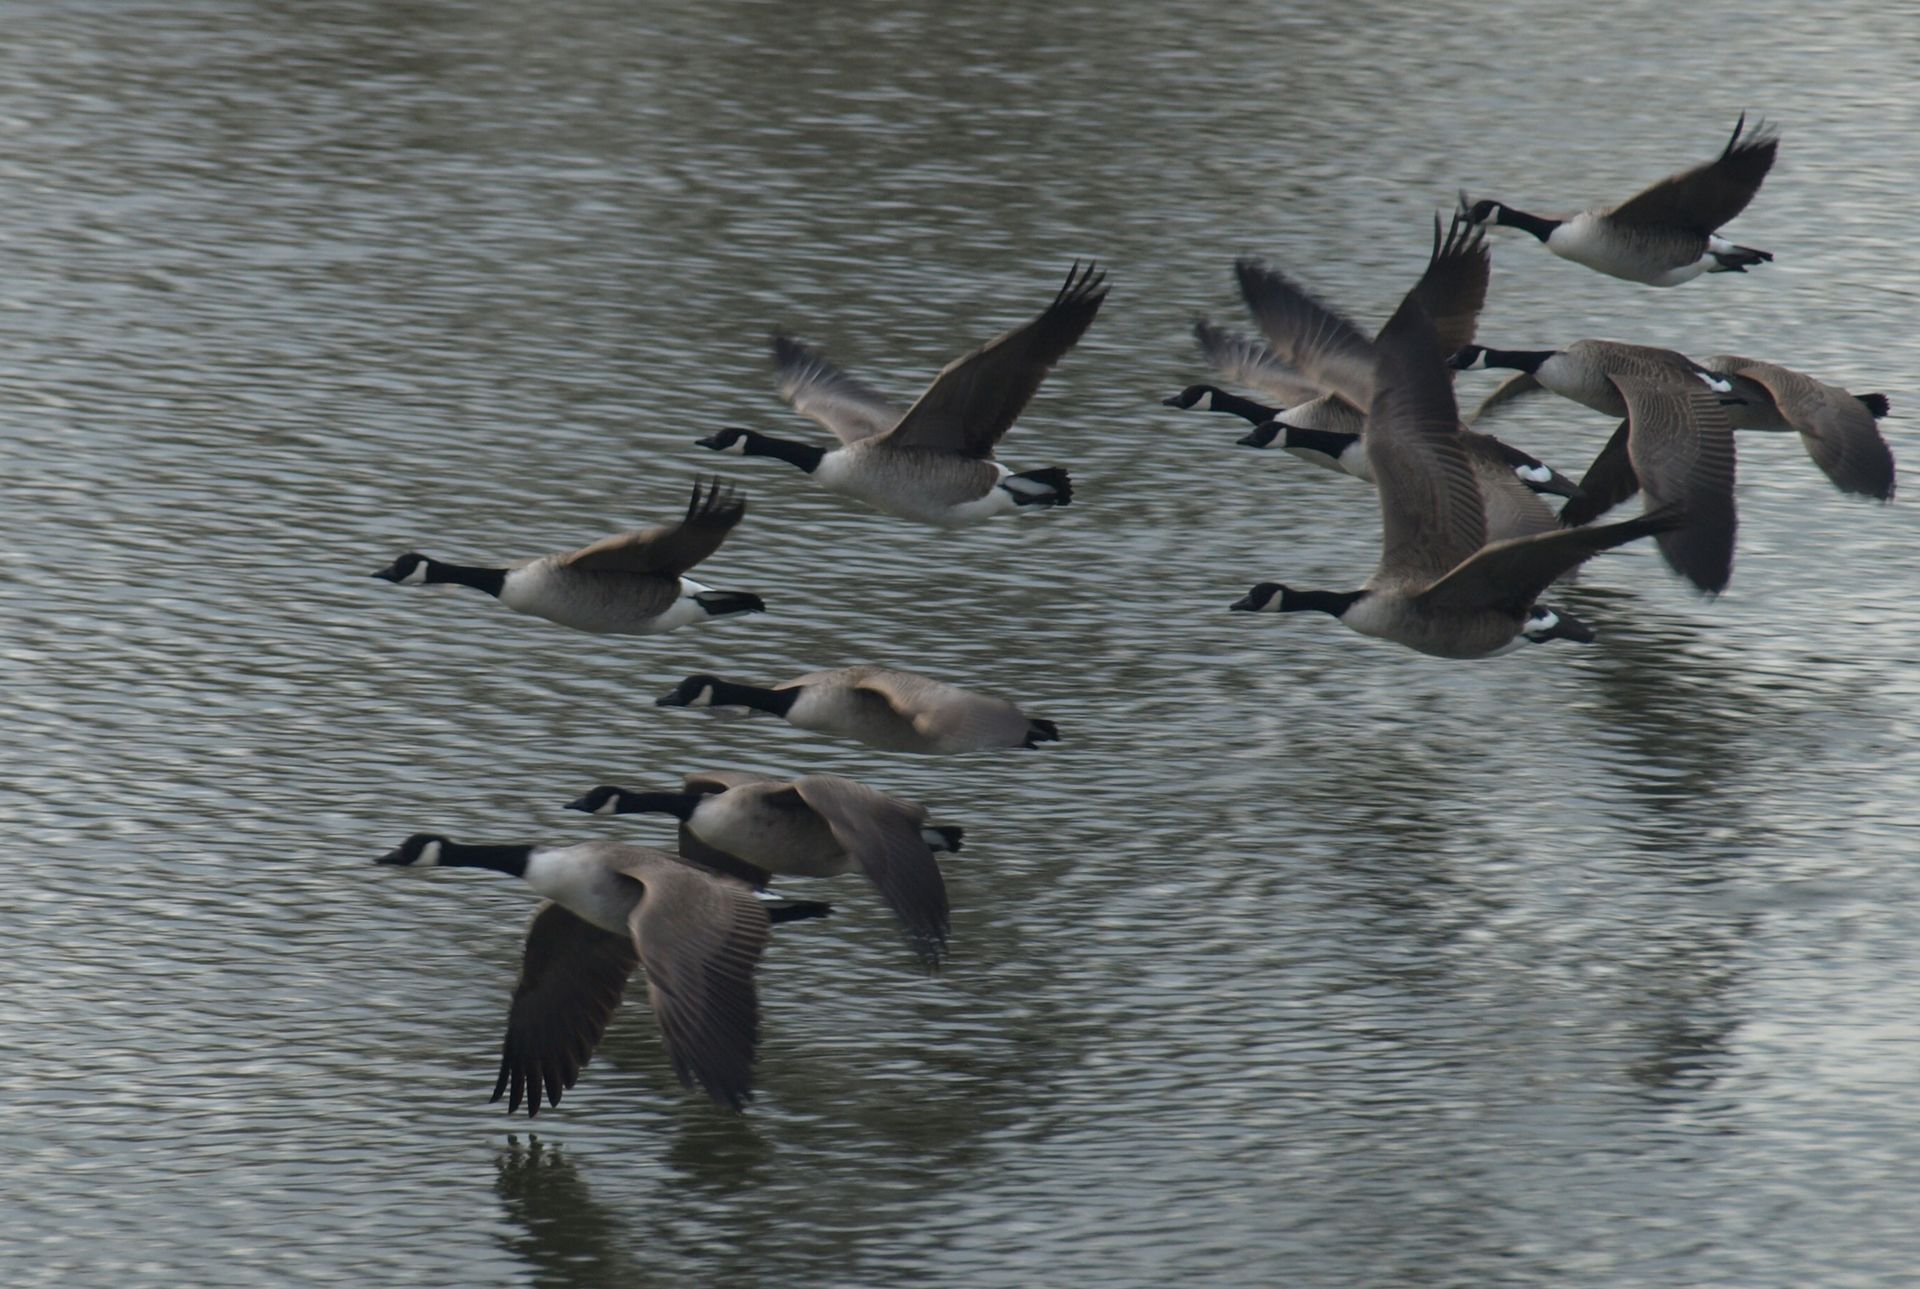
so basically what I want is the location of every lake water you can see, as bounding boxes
[5,1,1919,1285]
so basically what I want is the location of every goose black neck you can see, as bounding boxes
[711,679,798,716]
[1493,205,1561,242]
[1281,588,1366,618]
[611,791,700,821]
[1202,388,1279,425]
[437,842,532,875]
[740,431,826,474]
[424,560,507,597]
[1478,348,1553,375]
[1283,427,1360,460]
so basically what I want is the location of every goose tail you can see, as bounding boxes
[1004,467,1073,507]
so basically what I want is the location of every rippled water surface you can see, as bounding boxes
[6,2,1920,1285]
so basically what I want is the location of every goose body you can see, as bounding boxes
[1231,293,1680,658]
[375,834,828,1115]
[1453,339,1729,418]
[655,665,1057,754]
[372,478,763,635]
[569,771,958,966]
[1707,355,1895,501]
[698,263,1106,526]
[1460,115,1777,286]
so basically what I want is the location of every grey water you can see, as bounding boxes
[4,1,1919,1284]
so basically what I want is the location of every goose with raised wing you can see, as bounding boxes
[1231,296,1680,658]
[375,833,828,1116]
[569,771,959,968]
[372,477,764,634]
[697,263,1107,526]
[1458,114,1777,286]
[653,665,1057,754]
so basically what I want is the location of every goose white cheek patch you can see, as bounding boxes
[400,563,429,585]
[416,840,442,866]
[1518,464,1553,483]
[1694,371,1734,394]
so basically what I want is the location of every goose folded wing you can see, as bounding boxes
[495,902,640,1116]
[772,334,903,444]
[854,670,1026,751]
[881,261,1108,458]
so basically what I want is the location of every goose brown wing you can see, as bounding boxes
[617,855,771,1111]
[881,262,1108,458]
[1467,372,1546,425]
[684,770,777,796]
[561,478,745,576]
[674,822,773,890]
[1234,259,1377,407]
[1614,381,1738,593]
[851,669,1030,751]
[1725,360,1895,501]
[1417,504,1685,615]
[1604,113,1779,234]
[771,334,903,444]
[1559,420,1641,527]
[1401,213,1492,361]
[1191,319,1327,408]
[792,775,950,969]
[1365,297,1487,585]
[494,902,639,1117]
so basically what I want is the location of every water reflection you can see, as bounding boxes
[496,1137,652,1289]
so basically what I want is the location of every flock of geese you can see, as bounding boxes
[371,114,1894,1116]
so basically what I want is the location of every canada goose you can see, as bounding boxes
[375,833,829,1115]
[568,771,958,967]
[654,665,1058,754]
[1451,340,1740,592]
[1459,114,1777,286]
[1705,356,1895,501]
[1173,217,1581,501]
[372,478,764,634]
[696,262,1107,526]
[1230,295,1682,659]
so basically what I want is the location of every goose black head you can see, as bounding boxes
[656,674,723,708]
[565,786,630,815]
[378,833,450,866]
[696,427,750,453]
[373,553,430,584]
